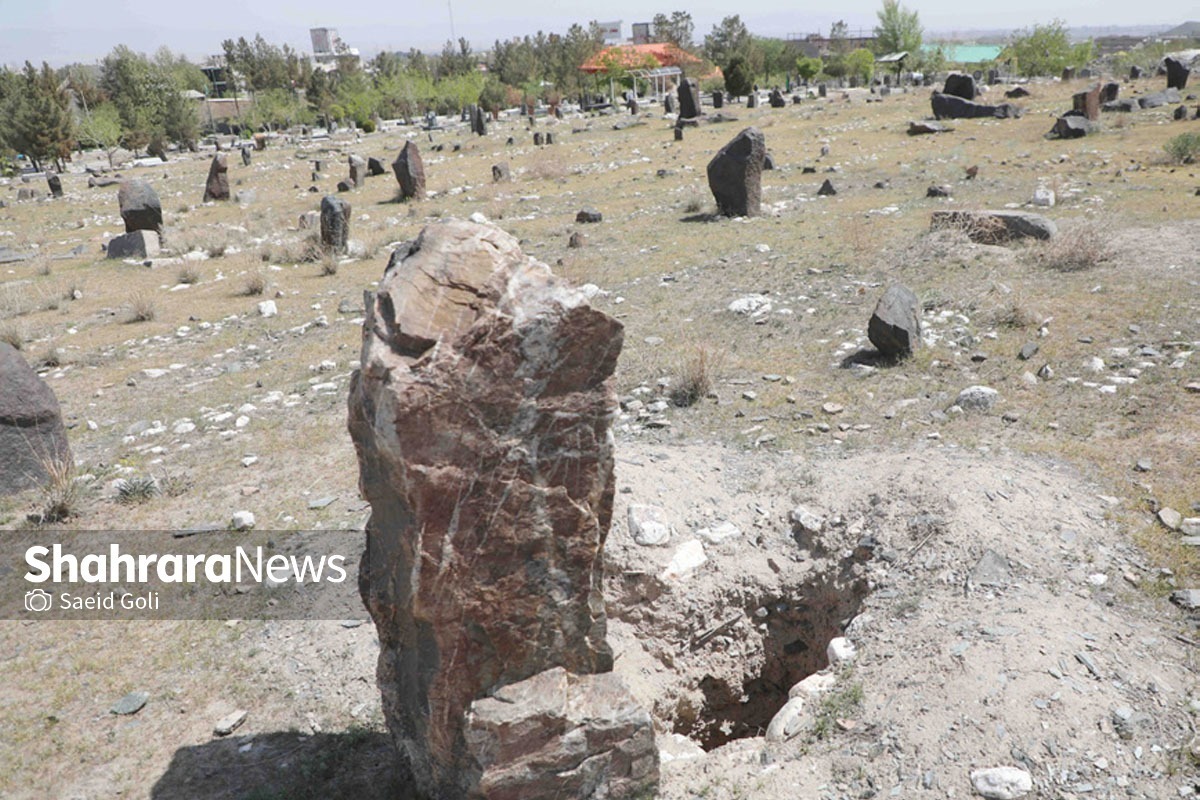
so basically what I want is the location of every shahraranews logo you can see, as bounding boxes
[25,543,348,586]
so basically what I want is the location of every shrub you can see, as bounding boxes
[1165,131,1200,164]
[115,476,158,505]
[177,265,201,285]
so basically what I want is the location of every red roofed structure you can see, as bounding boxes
[580,43,702,74]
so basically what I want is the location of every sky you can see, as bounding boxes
[0,0,1195,67]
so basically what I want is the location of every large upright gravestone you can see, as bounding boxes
[678,77,701,119]
[707,127,766,217]
[347,220,658,800]
[0,343,72,495]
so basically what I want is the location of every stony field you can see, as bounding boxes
[0,74,1198,799]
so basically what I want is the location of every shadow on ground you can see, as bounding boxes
[151,728,412,800]
[839,348,903,369]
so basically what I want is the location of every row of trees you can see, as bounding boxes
[0,8,1110,169]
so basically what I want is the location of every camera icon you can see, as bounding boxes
[24,589,53,613]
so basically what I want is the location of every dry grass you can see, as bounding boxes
[176,265,202,285]
[320,250,341,276]
[670,345,726,407]
[241,272,267,296]
[0,323,23,350]
[35,457,86,523]
[125,292,157,323]
[1031,217,1115,272]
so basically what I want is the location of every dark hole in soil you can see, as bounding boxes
[676,574,870,750]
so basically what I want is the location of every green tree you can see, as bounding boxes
[723,55,753,98]
[755,37,793,84]
[795,56,822,83]
[874,0,923,55]
[77,102,123,167]
[478,77,507,114]
[1002,20,1090,77]
[703,15,752,70]
[0,63,75,171]
[844,48,876,84]
[652,11,695,51]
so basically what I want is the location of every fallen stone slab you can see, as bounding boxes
[930,210,1056,244]
[1139,88,1182,109]
[908,120,952,135]
[931,92,1023,120]
[1103,98,1139,112]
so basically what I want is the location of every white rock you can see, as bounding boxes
[1031,187,1055,207]
[257,300,277,318]
[628,504,673,546]
[1180,518,1200,536]
[231,511,256,531]
[970,767,1032,799]
[790,506,825,535]
[788,671,838,700]
[728,294,771,315]
[956,385,999,412]
[659,540,707,581]
[1152,506,1180,532]
[826,636,856,667]
[468,211,489,224]
[235,415,250,428]
[765,696,810,742]
[658,733,705,764]
[86,420,98,431]
[172,420,196,435]
[695,521,741,544]
[213,709,247,736]
[1085,356,1105,372]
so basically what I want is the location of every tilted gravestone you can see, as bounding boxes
[392,141,426,201]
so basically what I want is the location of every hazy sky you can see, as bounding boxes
[1,0,1195,67]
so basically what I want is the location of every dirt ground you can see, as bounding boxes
[0,73,1198,798]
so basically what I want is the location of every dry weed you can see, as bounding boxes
[36,457,85,523]
[240,272,267,296]
[125,292,157,323]
[0,324,23,350]
[670,345,726,407]
[1031,218,1114,272]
